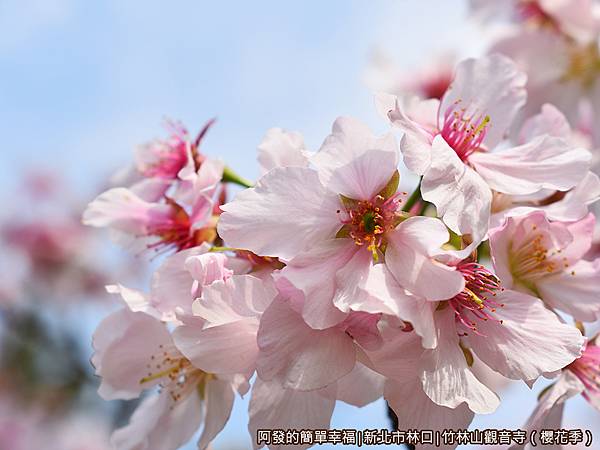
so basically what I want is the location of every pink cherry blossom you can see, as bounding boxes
[364,255,584,408]
[489,104,600,228]
[92,307,242,450]
[219,117,464,329]
[387,54,592,246]
[490,210,600,321]
[513,340,600,449]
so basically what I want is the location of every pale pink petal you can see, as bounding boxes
[257,128,309,175]
[561,213,596,262]
[173,318,259,376]
[333,262,399,316]
[511,371,585,450]
[256,299,356,390]
[490,172,600,226]
[540,0,600,44]
[91,306,138,373]
[469,136,592,195]
[490,30,570,88]
[249,378,335,450]
[439,54,527,149]
[173,158,224,207]
[389,96,438,175]
[537,259,600,322]
[197,378,236,450]
[488,216,517,288]
[93,309,173,400]
[354,264,439,348]
[332,246,377,312]
[105,284,162,321]
[129,178,172,202]
[111,390,203,450]
[386,216,466,301]
[366,329,423,380]
[275,239,355,329]
[421,135,492,245]
[329,363,385,407]
[150,245,210,319]
[312,116,399,200]
[519,103,572,143]
[218,167,341,260]
[386,378,474,450]
[464,289,585,381]
[541,172,600,221]
[184,251,233,302]
[192,275,277,326]
[420,309,500,414]
[82,187,173,234]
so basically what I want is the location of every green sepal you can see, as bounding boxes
[335,225,351,239]
[378,170,400,199]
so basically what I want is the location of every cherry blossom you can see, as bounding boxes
[490,210,600,321]
[385,54,592,247]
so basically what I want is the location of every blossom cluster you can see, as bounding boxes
[83,2,600,449]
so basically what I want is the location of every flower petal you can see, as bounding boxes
[82,187,173,234]
[111,390,203,450]
[93,309,173,401]
[197,378,236,450]
[275,239,355,329]
[386,378,474,450]
[537,259,600,322]
[439,54,527,149]
[420,309,500,414]
[464,289,585,381]
[421,135,492,245]
[386,216,466,301]
[218,167,341,260]
[511,371,585,450]
[312,117,399,200]
[257,128,309,174]
[249,378,335,450]
[256,298,356,390]
[470,136,592,195]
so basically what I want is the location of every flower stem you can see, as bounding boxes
[402,178,422,212]
[221,166,254,188]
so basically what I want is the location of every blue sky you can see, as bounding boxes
[1,0,598,449]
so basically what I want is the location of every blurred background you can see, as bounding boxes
[0,0,598,449]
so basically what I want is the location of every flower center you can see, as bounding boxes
[336,193,402,259]
[568,343,600,401]
[147,202,216,254]
[448,261,504,335]
[140,343,211,404]
[440,102,490,161]
[562,43,600,89]
[509,226,570,286]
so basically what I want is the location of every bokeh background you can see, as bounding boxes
[0,0,598,448]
